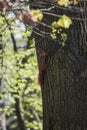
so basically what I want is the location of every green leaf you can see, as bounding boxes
[58,15,72,29]
[57,0,69,7]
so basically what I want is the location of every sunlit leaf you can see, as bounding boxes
[57,0,69,7]
[58,15,72,28]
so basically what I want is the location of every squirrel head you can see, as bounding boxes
[38,48,48,57]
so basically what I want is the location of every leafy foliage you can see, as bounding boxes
[0,11,42,130]
[51,14,71,45]
[57,0,78,6]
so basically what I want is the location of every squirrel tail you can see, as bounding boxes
[38,71,45,87]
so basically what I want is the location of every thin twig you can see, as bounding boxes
[3,14,17,52]
[43,11,87,21]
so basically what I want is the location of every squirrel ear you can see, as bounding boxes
[37,48,40,54]
[38,48,43,53]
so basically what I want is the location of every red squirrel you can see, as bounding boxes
[38,48,48,87]
[23,11,38,27]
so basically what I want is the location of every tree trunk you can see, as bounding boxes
[0,35,7,130]
[15,97,26,130]
[0,79,7,130]
[0,111,7,130]
[33,0,87,130]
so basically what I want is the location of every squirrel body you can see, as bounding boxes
[38,48,48,87]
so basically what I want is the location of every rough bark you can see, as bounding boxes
[0,1,86,130]
[33,1,87,130]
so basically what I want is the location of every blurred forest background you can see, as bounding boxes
[0,1,42,130]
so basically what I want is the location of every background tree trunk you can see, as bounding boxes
[15,98,26,130]
[0,34,7,130]
[33,1,87,130]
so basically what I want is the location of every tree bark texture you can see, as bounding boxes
[33,1,87,130]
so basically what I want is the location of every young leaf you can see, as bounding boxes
[58,15,72,29]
